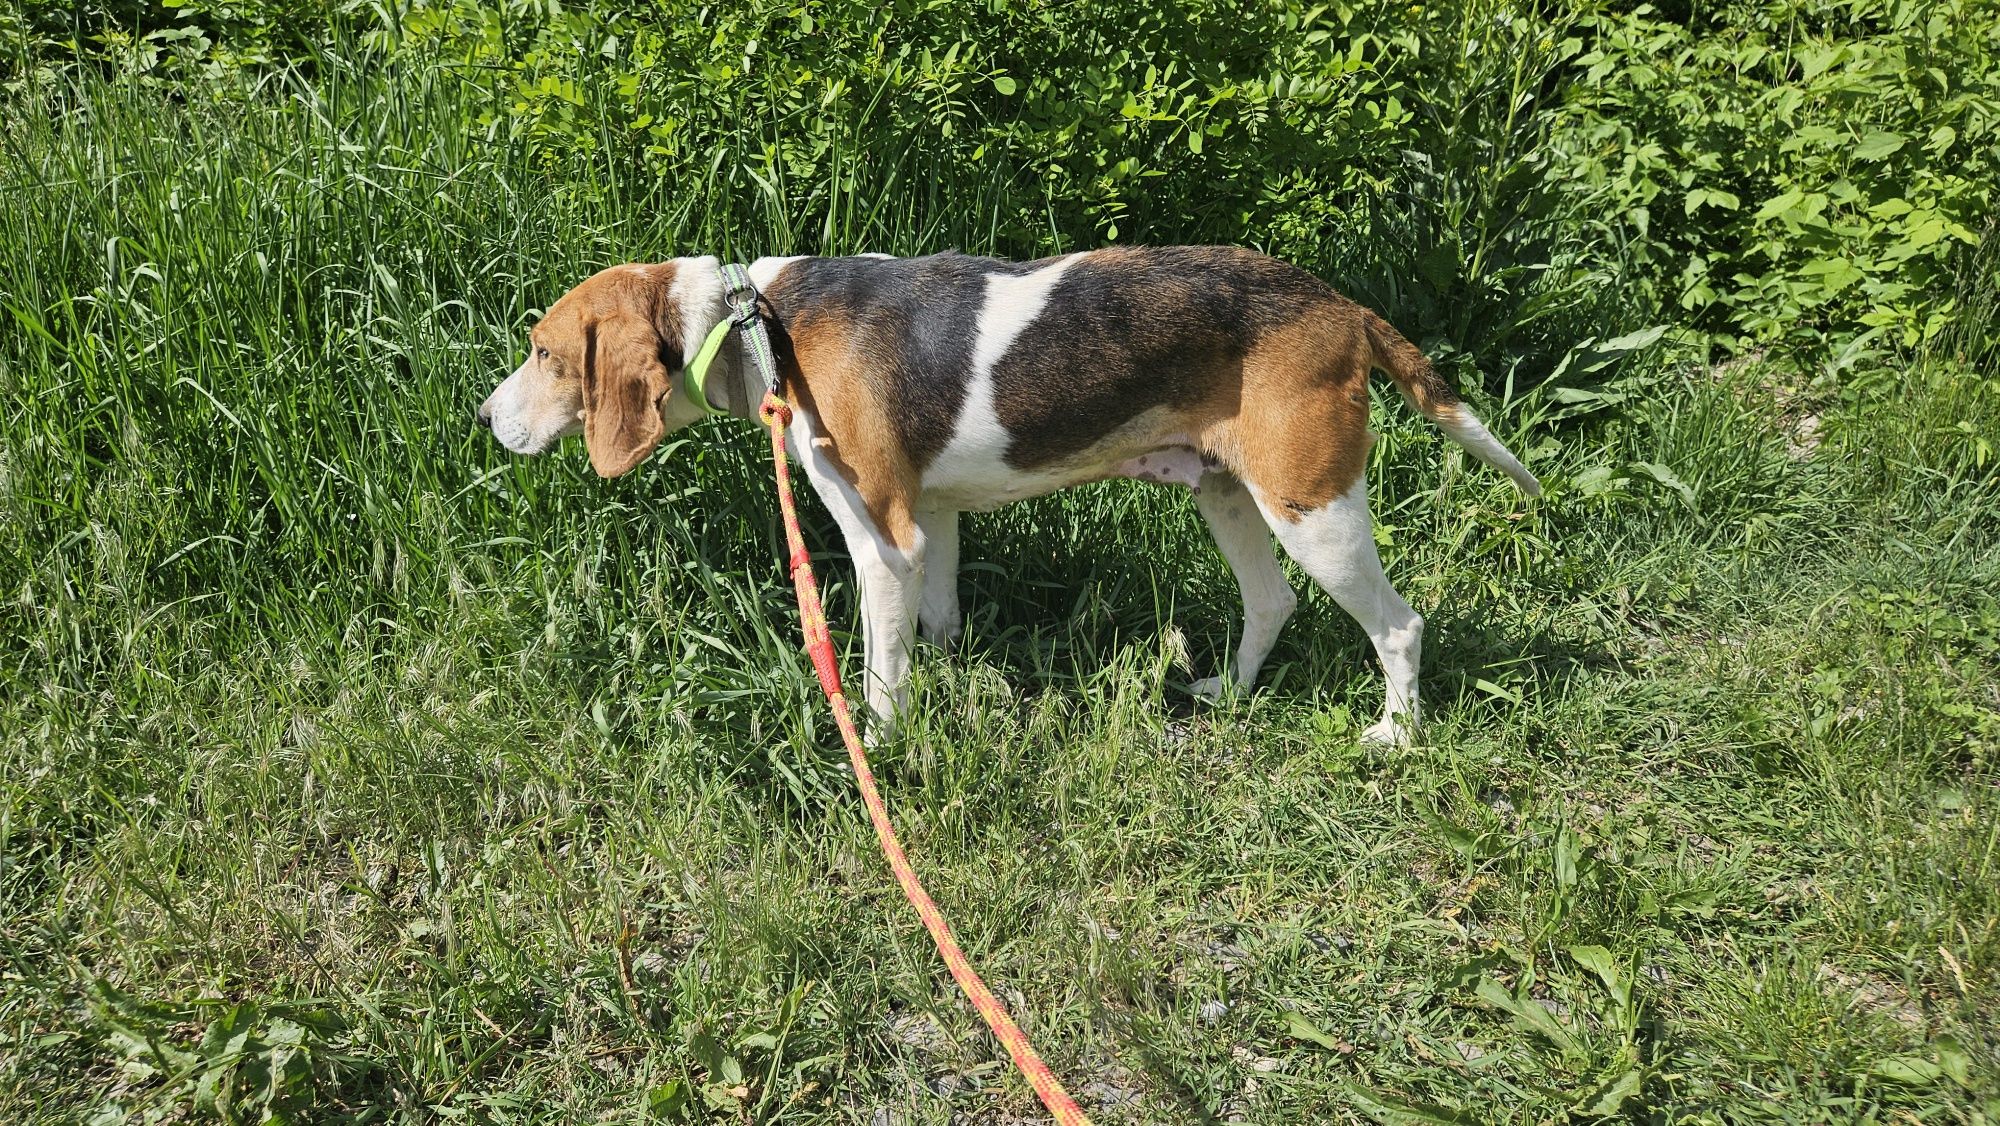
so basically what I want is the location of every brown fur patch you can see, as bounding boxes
[581,314,672,476]
[1361,309,1461,417]
[769,308,922,552]
[1208,312,1377,521]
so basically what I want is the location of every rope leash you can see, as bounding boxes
[755,388,1093,1125]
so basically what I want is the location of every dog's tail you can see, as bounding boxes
[1361,311,1542,496]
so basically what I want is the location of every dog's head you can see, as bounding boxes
[479,262,714,477]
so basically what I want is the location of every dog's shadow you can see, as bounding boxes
[941,485,1616,718]
[618,482,1613,1118]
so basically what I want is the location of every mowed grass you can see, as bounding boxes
[3,64,1998,1125]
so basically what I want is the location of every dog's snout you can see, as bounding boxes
[476,403,492,429]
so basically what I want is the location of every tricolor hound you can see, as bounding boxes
[478,248,1541,745]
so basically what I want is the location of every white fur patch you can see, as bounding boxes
[921,254,1080,506]
[666,255,725,363]
[747,255,806,288]
[481,353,579,454]
[784,399,922,726]
[1256,478,1423,741]
[1438,407,1542,496]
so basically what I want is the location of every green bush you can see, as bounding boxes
[10,0,1991,370]
[1549,0,1998,355]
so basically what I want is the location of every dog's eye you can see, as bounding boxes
[536,346,549,361]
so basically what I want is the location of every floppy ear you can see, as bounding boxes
[581,314,671,477]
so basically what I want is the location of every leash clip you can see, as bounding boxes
[721,266,761,327]
[719,261,784,401]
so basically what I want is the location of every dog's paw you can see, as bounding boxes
[1189,675,1236,704]
[918,614,963,649]
[1360,718,1415,748]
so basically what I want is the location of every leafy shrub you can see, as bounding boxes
[11,0,1990,368]
[1548,0,1998,355]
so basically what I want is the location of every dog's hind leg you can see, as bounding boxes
[1192,471,1296,700]
[915,506,961,647]
[1218,314,1422,744]
[1256,478,1422,746]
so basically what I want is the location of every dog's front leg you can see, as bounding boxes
[783,409,924,735]
[849,527,923,733]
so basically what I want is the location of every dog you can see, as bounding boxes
[478,247,1541,745]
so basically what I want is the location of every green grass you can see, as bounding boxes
[3,60,1998,1125]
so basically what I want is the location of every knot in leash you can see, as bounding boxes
[758,390,792,428]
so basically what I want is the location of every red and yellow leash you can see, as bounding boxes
[757,390,1093,1125]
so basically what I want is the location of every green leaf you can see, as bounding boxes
[1567,944,1637,1017]
[1851,131,1905,161]
[1935,1035,1973,1086]
[1755,187,1805,221]
[1572,465,1629,497]
[1549,388,1626,406]
[991,75,1016,95]
[1281,1009,1342,1050]
[1633,461,1695,506]
[1567,945,1615,978]
[1685,188,1740,214]
[1427,807,1509,862]
[1473,977,1582,1056]
[1802,257,1863,295]
[646,1082,688,1116]
[1868,1054,1943,1085]
[1574,1066,1645,1116]
[1188,129,1203,154]
[1599,325,1668,352]
[1903,216,1947,251]
[1345,1084,1477,1125]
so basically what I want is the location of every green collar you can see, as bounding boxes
[680,316,736,416]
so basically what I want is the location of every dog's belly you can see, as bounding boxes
[918,448,1086,510]
[1110,446,1208,490]
[920,439,1209,510]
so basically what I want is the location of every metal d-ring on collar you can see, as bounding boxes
[680,261,783,417]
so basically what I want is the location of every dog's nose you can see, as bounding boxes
[475,404,492,429]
